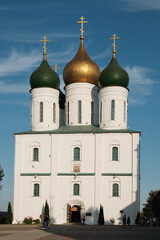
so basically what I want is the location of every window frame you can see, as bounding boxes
[73,147,80,161]
[112,183,119,197]
[33,183,40,197]
[112,146,118,161]
[53,103,56,123]
[73,183,80,196]
[78,100,82,124]
[33,147,39,161]
[111,100,115,121]
[40,102,43,122]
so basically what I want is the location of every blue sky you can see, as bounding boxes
[0,0,160,212]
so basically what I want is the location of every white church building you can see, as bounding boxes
[13,20,141,225]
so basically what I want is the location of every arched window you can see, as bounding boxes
[112,183,119,197]
[124,101,126,122]
[78,100,82,124]
[111,100,115,120]
[100,102,102,123]
[73,183,80,195]
[40,102,43,122]
[91,101,94,125]
[33,148,39,161]
[53,103,56,123]
[74,147,80,161]
[34,183,39,197]
[112,147,118,161]
[67,101,69,124]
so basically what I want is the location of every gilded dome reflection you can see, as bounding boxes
[63,37,100,86]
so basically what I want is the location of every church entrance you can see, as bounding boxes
[70,205,81,222]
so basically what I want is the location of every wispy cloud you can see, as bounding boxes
[92,46,112,60]
[0,81,29,94]
[116,0,160,12]
[125,66,155,105]
[0,49,41,77]
[0,32,79,43]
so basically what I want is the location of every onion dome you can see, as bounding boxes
[59,90,65,109]
[63,36,100,86]
[30,36,60,90]
[30,59,60,90]
[99,33,129,88]
[99,57,129,88]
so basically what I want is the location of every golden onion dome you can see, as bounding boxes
[63,36,100,86]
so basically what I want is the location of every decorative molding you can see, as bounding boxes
[20,173,51,176]
[102,173,132,176]
[57,173,95,176]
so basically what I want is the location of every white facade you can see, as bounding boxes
[99,86,128,129]
[65,83,99,126]
[13,130,140,225]
[31,88,59,131]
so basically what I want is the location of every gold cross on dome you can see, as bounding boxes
[110,33,119,52]
[40,36,50,54]
[77,16,88,36]
[53,64,60,73]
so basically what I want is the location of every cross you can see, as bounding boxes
[52,64,60,73]
[110,33,119,52]
[77,16,88,36]
[40,36,50,54]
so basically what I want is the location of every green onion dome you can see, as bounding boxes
[99,57,129,88]
[59,90,65,109]
[30,59,60,90]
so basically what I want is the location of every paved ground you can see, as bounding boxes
[0,224,160,240]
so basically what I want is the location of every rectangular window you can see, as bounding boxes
[78,100,82,124]
[91,101,94,125]
[40,102,43,122]
[73,183,80,195]
[111,100,115,120]
[112,147,118,161]
[53,103,56,123]
[34,184,39,197]
[74,147,80,161]
[33,148,39,161]
[67,102,69,125]
[124,101,126,122]
[100,102,102,123]
[112,183,119,197]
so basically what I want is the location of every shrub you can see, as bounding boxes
[98,204,105,225]
[6,202,13,224]
[33,219,40,224]
[23,216,33,224]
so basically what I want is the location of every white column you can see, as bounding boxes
[65,83,99,126]
[31,88,59,131]
[99,86,128,129]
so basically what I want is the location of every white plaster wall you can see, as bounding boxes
[99,86,128,129]
[13,132,140,224]
[31,88,59,131]
[65,83,99,126]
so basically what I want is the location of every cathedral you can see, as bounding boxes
[13,17,141,225]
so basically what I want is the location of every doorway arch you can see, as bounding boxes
[71,205,81,222]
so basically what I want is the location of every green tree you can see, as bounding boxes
[135,212,140,225]
[6,202,13,224]
[143,190,160,218]
[44,200,49,218]
[0,165,4,190]
[98,204,105,225]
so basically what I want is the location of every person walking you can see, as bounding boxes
[153,217,156,227]
[44,215,49,230]
[127,216,131,227]
[122,214,126,228]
